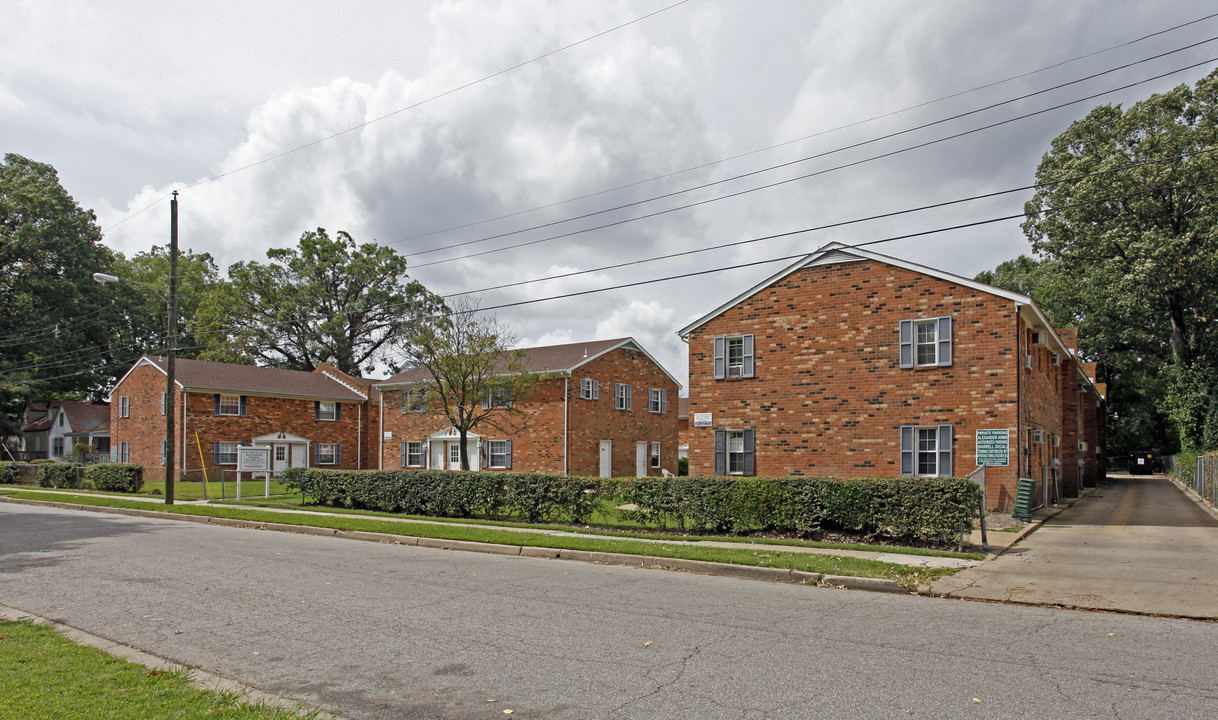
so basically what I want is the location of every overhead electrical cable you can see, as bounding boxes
[386,11,1218,248]
[99,0,692,234]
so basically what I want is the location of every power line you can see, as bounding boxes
[385,12,1218,249]
[405,54,1218,271]
[98,0,692,235]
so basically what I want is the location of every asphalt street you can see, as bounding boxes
[2,501,1217,720]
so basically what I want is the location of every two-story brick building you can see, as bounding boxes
[375,338,681,477]
[109,356,376,481]
[678,243,1106,510]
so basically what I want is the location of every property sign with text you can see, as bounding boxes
[975,429,1010,466]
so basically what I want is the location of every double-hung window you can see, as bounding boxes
[615,383,632,411]
[713,428,755,476]
[713,335,755,379]
[899,425,953,477]
[899,317,952,368]
[317,401,338,421]
[215,441,239,465]
[648,388,667,414]
[580,378,599,400]
[403,441,424,468]
[52,437,64,457]
[402,389,427,413]
[487,440,511,469]
[160,440,167,466]
[317,443,339,465]
[650,442,661,469]
[218,394,241,416]
[118,396,130,418]
[484,387,510,409]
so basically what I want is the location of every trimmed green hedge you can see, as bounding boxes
[36,463,84,489]
[87,464,144,493]
[282,468,980,543]
[0,462,18,484]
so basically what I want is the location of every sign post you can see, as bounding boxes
[237,446,272,499]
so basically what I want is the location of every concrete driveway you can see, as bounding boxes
[932,474,1218,619]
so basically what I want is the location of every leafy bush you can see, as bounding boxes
[288,467,980,543]
[36,463,83,489]
[0,462,18,484]
[87,464,144,493]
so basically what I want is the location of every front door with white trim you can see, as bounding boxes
[448,441,463,470]
[599,439,613,478]
[636,441,648,477]
[273,444,289,474]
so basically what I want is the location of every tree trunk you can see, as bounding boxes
[458,426,470,471]
[1168,292,1189,364]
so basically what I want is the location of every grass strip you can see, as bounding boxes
[1,491,952,588]
[0,620,312,720]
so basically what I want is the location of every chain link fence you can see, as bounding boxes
[1194,453,1218,507]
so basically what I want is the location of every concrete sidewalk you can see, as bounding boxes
[931,473,1218,619]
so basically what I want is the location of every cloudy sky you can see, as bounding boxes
[5,0,1216,386]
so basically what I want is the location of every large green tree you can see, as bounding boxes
[106,246,225,360]
[0,154,126,434]
[1019,67,1218,453]
[197,228,444,375]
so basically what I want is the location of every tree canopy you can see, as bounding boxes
[0,154,126,433]
[197,228,444,375]
[1015,67,1218,453]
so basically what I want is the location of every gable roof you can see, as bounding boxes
[116,356,367,402]
[376,337,680,389]
[60,401,110,433]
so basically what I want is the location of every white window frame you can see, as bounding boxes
[726,430,745,475]
[119,396,130,418]
[916,427,940,476]
[615,383,632,411]
[217,441,239,465]
[402,389,427,413]
[118,441,129,463]
[488,440,509,469]
[52,437,64,457]
[218,394,241,416]
[405,441,424,468]
[160,440,167,466]
[914,320,939,367]
[648,388,667,414]
[650,442,661,469]
[160,391,166,415]
[318,443,338,465]
[317,401,338,421]
[580,378,599,400]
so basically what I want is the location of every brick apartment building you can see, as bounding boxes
[375,338,681,477]
[109,356,377,481]
[678,243,1106,510]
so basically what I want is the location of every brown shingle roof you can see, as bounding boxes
[61,401,110,433]
[139,356,366,401]
[378,338,637,386]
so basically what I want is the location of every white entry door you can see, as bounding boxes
[636,441,648,477]
[273,444,289,474]
[431,441,445,469]
[448,441,463,470]
[599,439,612,478]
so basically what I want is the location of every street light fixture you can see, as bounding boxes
[94,191,179,505]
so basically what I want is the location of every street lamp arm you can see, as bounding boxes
[93,272,169,306]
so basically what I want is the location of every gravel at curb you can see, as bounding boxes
[0,603,347,719]
[1,495,910,593]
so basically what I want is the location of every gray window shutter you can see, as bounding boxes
[314,401,320,420]
[593,380,599,400]
[743,428,755,476]
[312,443,319,465]
[400,441,406,467]
[213,394,221,415]
[742,334,755,378]
[938,425,953,476]
[213,441,220,466]
[239,396,247,417]
[900,425,914,475]
[937,317,953,367]
[505,439,512,470]
[713,336,725,380]
[714,429,726,475]
[626,384,632,411]
[899,320,914,369]
[660,389,667,414]
[334,444,341,466]
[335,403,342,421]
[480,440,489,467]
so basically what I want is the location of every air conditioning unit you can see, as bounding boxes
[1033,429,1045,444]
[1051,354,1061,366]
[1031,331,1045,347]
[1079,441,1088,452]
[1025,354,1034,369]
[1053,435,1060,448]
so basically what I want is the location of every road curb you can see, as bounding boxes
[0,603,347,719]
[1,495,901,595]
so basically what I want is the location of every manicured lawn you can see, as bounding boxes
[0,621,314,720]
[139,479,297,501]
[0,490,958,588]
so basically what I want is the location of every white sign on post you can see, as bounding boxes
[236,446,273,499]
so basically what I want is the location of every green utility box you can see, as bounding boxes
[1013,477,1036,522]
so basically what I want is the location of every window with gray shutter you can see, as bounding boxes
[899,317,952,368]
[713,429,726,475]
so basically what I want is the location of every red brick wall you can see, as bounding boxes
[686,259,1027,509]
[1019,317,1064,493]
[378,346,680,477]
[110,362,367,481]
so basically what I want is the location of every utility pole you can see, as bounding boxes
[165,191,178,505]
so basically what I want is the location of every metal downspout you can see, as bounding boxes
[564,376,569,476]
